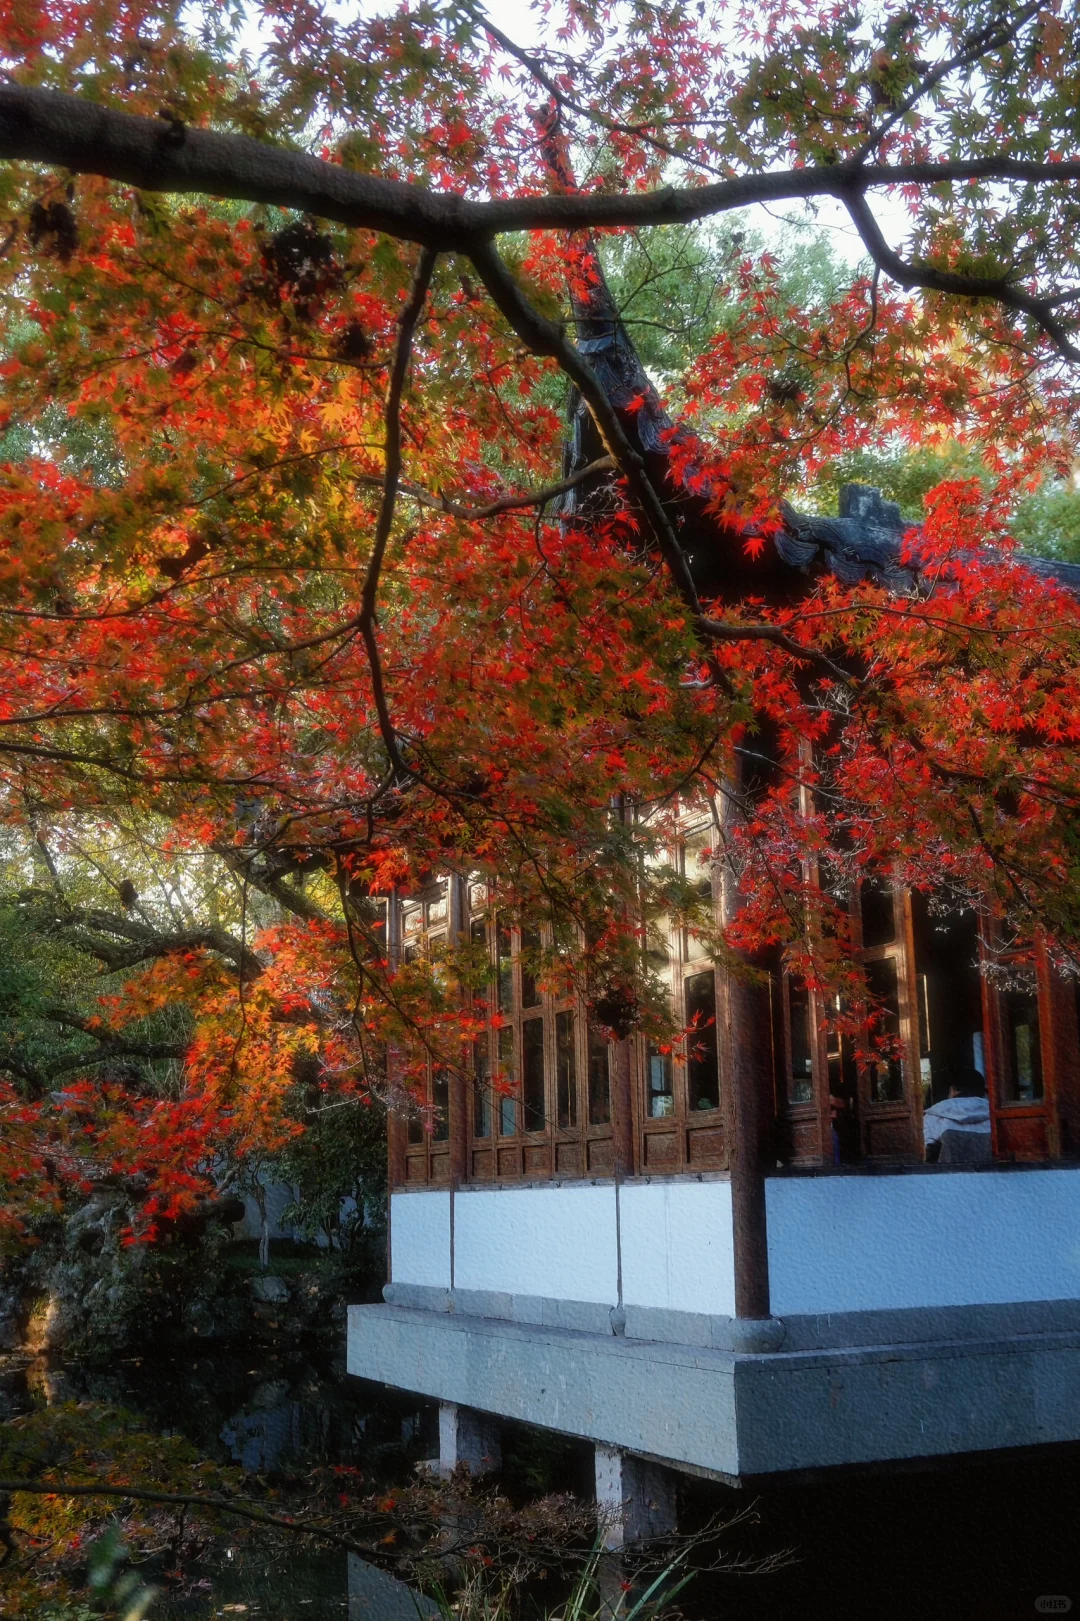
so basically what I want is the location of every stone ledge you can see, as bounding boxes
[348,1302,1080,1479]
[383,1282,1080,1354]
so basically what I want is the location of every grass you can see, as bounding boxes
[429,1544,693,1621]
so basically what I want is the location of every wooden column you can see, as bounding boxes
[610,1037,636,1176]
[448,875,470,1186]
[608,795,638,1179]
[718,964,774,1319]
[385,891,406,1284]
[717,775,775,1326]
[386,1102,407,1186]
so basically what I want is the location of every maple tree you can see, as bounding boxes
[0,0,1079,1233]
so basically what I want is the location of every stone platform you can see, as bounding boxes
[347,1299,1080,1482]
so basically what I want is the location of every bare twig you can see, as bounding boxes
[851,2,1044,163]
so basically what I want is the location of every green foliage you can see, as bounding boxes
[273,1094,387,1258]
[599,218,847,389]
[86,1524,158,1621]
[1010,479,1080,562]
[807,441,989,519]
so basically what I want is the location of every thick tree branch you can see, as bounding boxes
[29,902,263,979]
[34,1005,189,1071]
[214,845,331,924]
[3,85,1080,244]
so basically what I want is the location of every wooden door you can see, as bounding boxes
[855,883,924,1161]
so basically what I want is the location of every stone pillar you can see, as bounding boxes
[438,1402,502,1478]
[594,1446,677,1549]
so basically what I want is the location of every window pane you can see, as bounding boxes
[497,924,513,1013]
[788,981,814,1104]
[587,1026,611,1126]
[498,1024,516,1135]
[686,970,720,1111]
[473,1038,491,1138]
[866,955,904,1101]
[556,1010,577,1129]
[431,1067,450,1141]
[645,911,673,983]
[520,927,542,1009]
[647,1043,674,1118]
[1004,992,1043,1102]
[860,882,896,949]
[522,1016,546,1132]
[407,1113,424,1145]
[684,830,714,902]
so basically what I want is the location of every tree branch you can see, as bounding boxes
[843,187,1080,363]
[696,616,856,686]
[3,85,1080,244]
[851,2,1044,164]
[467,240,703,608]
[352,247,437,780]
[395,455,616,520]
[0,1478,374,1560]
[462,3,712,173]
[30,902,263,979]
[214,845,331,924]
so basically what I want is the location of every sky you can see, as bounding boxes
[230,0,910,269]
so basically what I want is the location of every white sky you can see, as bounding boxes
[231,0,910,268]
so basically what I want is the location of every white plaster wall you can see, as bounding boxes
[453,1184,619,1302]
[767,1170,1080,1315]
[392,1180,736,1314]
[620,1180,737,1317]
[390,1190,452,1290]
[392,1173,1080,1320]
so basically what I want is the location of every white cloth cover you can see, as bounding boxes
[923,1093,992,1146]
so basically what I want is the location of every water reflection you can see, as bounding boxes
[0,1347,438,1621]
[348,1553,439,1621]
[220,1378,335,1473]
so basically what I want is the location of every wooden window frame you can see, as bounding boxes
[772,875,924,1166]
[637,822,727,1175]
[853,884,924,1162]
[981,926,1080,1161]
[466,898,614,1184]
[397,882,456,1187]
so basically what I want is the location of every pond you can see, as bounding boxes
[1,1344,438,1620]
[3,1343,1079,1621]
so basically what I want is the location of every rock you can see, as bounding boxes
[23,1292,68,1352]
[0,1286,22,1351]
[250,1274,289,1304]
